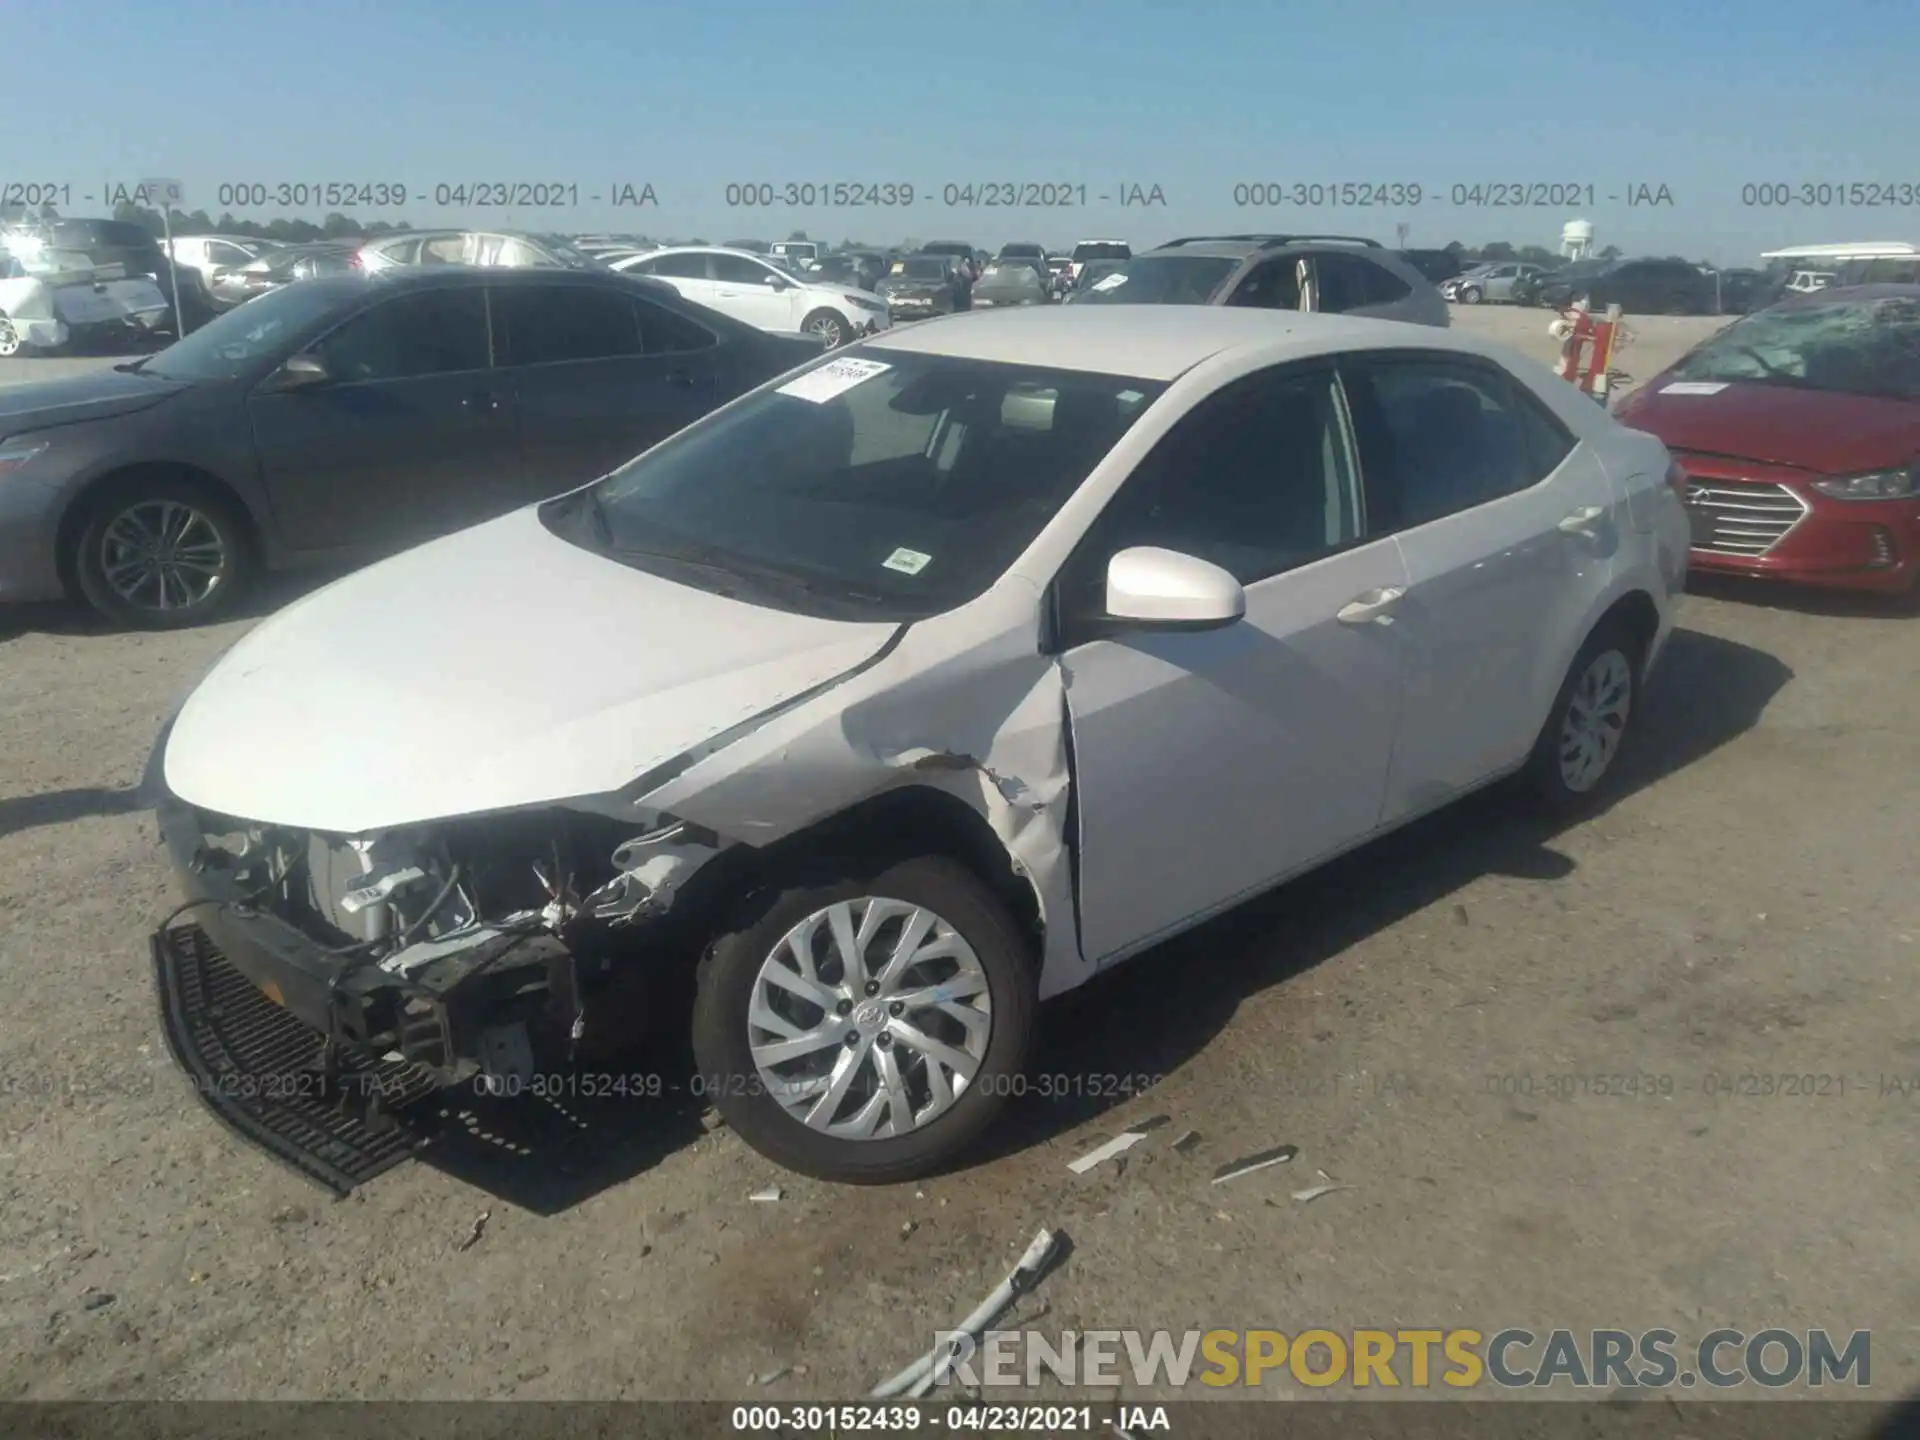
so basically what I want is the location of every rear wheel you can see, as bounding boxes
[1520,621,1642,816]
[691,856,1037,1184]
[70,475,254,630]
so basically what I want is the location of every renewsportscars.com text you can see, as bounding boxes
[933,1327,1871,1390]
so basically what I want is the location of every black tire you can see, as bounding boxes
[1520,620,1643,817]
[70,474,255,630]
[691,855,1037,1184]
[1459,285,1483,304]
[801,308,851,348]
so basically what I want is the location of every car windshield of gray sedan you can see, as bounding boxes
[553,352,1167,620]
[1670,295,1920,398]
[1072,255,1238,305]
[135,281,356,381]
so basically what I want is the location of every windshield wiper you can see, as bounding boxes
[112,358,150,374]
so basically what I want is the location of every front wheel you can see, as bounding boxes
[1458,285,1483,304]
[691,856,1037,1184]
[70,475,254,630]
[801,309,851,348]
[1520,622,1642,816]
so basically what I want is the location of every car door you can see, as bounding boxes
[1053,363,1410,965]
[246,283,512,553]
[1485,264,1517,301]
[494,281,723,489]
[642,251,727,312]
[1339,351,1619,822]
[711,252,800,330]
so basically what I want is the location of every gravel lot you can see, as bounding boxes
[2,305,1916,1404]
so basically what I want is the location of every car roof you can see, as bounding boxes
[1771,281,1920,306]
[859,306,1498,380]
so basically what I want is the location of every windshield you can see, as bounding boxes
[564,351,1167,620]
[137,280,356,381]
[1669,293,1920,399]
[979,264,1043,288]
[1072,254,1237,305]
[1072,243,1130,262]
[893,258,949,280]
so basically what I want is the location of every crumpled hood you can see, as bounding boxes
[0,368,189,432]
[163,506,900,834]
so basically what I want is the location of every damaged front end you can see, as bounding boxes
[154,784,727,1094]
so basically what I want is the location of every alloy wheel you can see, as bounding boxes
[98,499,231,615]
[747,896,992,1140]
[1558,649,1633,792]
[805,314,848,347]
[0,316,20,357]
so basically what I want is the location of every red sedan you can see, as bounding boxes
[1613,285,1920,595]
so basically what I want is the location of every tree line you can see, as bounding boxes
[17,202,1636,266]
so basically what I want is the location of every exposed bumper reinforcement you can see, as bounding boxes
[153,921,442,1195]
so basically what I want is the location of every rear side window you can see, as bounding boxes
[495,286,644,365]
[649,252,710,280]
[1343,358,1553,531]
[1359,258,1413,305]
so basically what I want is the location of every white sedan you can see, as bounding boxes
[150,306,1689,1183]
[611,245,889,348]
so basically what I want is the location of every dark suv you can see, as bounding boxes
[1067,234,1449,326]
[1530,257,1715,315]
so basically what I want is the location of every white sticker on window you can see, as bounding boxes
[882,547,932,575]
[1659,381,1729,395]
[1117,389,1144,404]
[777,356,892,404]
[1089,272,1128,292]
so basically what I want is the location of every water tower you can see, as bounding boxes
[1561,219,1595,259]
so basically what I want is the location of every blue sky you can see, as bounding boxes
[9,0,1918,263]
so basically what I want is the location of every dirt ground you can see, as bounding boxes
[2,305,1916,1405]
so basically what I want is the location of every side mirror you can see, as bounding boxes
[269,353,332,391]
[767,273,792,289]
[1105,546,1245,629]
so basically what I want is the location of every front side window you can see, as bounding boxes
[1227,258,1303,310]
[557,352,1168,620]
[1073,255,1238,305]
[313,288,491,382]
[712,253,780,285]
[1065,366,1362,599]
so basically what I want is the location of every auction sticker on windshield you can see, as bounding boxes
[778,356,892,404]
[882,547,933,575]
[1659,381,1730,395]
[1090,272,1128,292]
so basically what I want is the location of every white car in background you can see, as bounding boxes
[151,306,1687,1184]
[613,245,889,347]
[164,234,283,282]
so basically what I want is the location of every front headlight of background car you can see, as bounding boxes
[1811,466,1915,501]
[0,438,50,477]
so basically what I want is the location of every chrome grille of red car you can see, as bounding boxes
[1682,479,1810,556]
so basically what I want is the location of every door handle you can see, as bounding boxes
[461,392,500,413]
[663,369,698,389]
[1558,505,1607,537]
[1336,586,1404,625]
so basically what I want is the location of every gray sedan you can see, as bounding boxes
[0,268,820,628]
[1445,262,1550,304]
